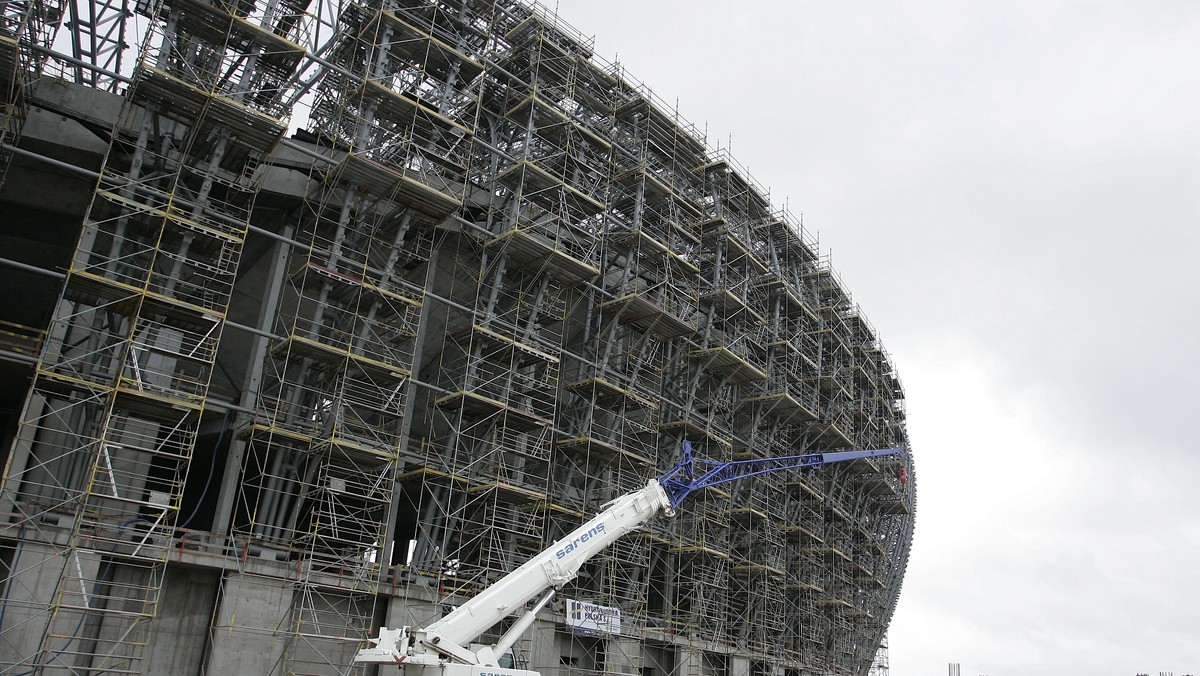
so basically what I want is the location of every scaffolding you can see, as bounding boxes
[0,2,916,676]
[0,0,62,182]
[0,0,303,669]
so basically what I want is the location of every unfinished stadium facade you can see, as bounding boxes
[0,1,916,675]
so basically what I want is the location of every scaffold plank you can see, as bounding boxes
[484,226,599,283]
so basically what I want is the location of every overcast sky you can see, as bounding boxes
[548,2,1200,674]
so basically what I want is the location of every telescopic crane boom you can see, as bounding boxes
[355,442,904,676]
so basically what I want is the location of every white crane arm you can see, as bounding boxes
[356,480,671,666]
[422,480,670,648]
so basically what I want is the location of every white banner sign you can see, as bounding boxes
[564,599,621,636]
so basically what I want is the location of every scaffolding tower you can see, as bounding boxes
[0,0,62,183]
[0,2,916,676]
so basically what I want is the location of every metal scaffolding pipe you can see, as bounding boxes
[0,257,65,279]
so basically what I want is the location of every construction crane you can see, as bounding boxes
[355,441,905,675]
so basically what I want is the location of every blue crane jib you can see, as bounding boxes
[658,440,905,509]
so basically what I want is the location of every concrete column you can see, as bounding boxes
[0,541,92,670]
[677,648,703,676]
[605,637,645,675]
[385,594,439,635]
[143,566,220,676]
[202,573,292,676]
[528,617,561,672]
[210,227,293,537]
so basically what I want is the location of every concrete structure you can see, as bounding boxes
[0,2,916,675]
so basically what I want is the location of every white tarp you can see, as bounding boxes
[564,599,621,636]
